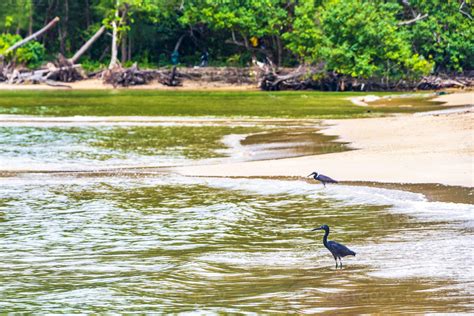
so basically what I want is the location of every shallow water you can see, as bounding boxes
[0,121,347,171]
[0,175,473,313]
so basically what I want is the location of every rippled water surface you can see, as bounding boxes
[0,122,346,170]
[0,109,472,313]
[0,175,473,313]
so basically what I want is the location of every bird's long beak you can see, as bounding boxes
[311,227,323,231]
[308,173,314,177]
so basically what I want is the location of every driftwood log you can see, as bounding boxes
[157,66,182,86]
[103,63,156,87]
[257,64,323,91]
[47,55,84,82]
[6,64,81,85]
[416,75,473,90]
[101,64,183,88]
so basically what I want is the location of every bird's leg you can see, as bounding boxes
[334,257,338,269]
[339,258,343,269]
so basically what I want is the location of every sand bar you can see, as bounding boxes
[175,92,474,187]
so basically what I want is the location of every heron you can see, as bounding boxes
[308,171,338,187]
[312,225,355,268]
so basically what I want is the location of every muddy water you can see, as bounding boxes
[0,118,473,313]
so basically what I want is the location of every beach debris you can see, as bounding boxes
[157,66,182,87]
[102,63,156,87]
[416,75,473,90]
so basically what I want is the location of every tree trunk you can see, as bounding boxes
[174,34,186,52]
[84,0,91,28]
[121,30,127,64]
[127,34,132,61]
[276,36,283,67]
[59,0,69,55]
[42,0,55,46]
[109,1,130,70]
[1,17,60,58]
[28,3,34,36]
[109,4,120,69]
[69,26,106,64]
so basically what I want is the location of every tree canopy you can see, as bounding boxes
[0,0,472,79]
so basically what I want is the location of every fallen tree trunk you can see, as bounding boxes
[69,26,106,64]
[0,17,60,59]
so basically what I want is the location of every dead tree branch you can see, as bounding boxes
[398,13,428,26]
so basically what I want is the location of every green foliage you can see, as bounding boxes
[282,0,322,63]
[0,0,32,33]
[0,33,45,69]
[406,0,473,72]
[0,0,472,80]
[181,0,288,36]
[81,58,108,72]
[319,0,432,79]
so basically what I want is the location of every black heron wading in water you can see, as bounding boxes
[308,171,338,187]
[312,225,355,268]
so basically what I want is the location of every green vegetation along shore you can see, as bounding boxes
[0,90,444,118]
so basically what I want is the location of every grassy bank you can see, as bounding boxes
[0,90,444,118]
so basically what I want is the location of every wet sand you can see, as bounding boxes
[175,92,474,187]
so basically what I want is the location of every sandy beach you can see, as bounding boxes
[175,92,474,187]
[0,79,257,91]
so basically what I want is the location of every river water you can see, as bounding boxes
[0,118,472,313]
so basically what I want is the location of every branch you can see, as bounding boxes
[226,31,272,56]
[460,1,473,20]
[173,34,186,52]
[398,13,428,26]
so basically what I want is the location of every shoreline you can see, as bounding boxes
[0,77,472,93]
[0,88,472,188]
[174,91,474,187]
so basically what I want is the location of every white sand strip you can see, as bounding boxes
[175,108,474,187]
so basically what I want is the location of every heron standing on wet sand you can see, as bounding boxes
[312,225,356,268]
[308,171,338,187]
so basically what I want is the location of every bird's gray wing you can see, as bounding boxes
[327,241,355,257]
[318,174,338,183]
